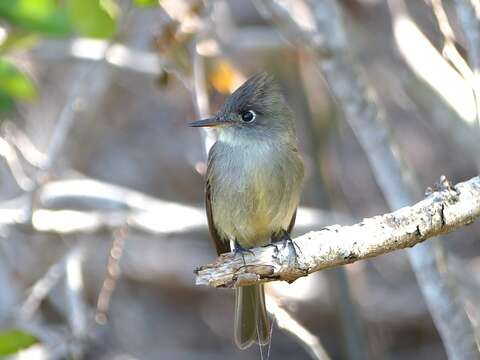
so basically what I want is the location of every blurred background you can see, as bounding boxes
[0,0,479,359]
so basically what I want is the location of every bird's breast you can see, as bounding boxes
[208,140,303,248]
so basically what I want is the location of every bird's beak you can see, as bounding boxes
[188,116,223,128]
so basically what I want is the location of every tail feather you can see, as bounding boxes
[234,284,270,349]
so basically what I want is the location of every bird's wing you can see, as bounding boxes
[287,209,297,235]
[206,180,230,255]
[205,144,230,256]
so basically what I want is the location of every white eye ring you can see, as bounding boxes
[241,110,256,123]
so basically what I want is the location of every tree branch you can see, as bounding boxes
[195,175,480,288]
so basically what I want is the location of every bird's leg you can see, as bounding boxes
[233,241,255,265]
[276,230,302,259]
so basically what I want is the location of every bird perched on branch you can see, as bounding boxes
[190,72,304,349]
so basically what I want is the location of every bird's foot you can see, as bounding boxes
[277,230,302,259]
[262,243,280,258]
[233,242,255,265]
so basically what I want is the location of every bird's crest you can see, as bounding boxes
[223,72,281,115]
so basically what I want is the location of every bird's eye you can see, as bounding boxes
[241,110,256,123]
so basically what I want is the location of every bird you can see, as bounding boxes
[189,72,304,349]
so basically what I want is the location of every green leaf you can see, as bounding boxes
[0,329,38,356]
[67,0,119,39]
[0,58,37,100]
[0,92,14,112]
[133,0,159,6]
[0,0,71,36]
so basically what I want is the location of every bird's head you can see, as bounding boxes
[189,72,295,143]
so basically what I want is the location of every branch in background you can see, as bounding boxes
[40,63,97,174]
[453,0,480,168]
[389,1,478,127]
[195,175,480,287]
[253,0,331,57]
[64,245,88,358]
[0,137,34,191]
[95,227,127,325]
[2,122,47,169]
[18,250,69,320]
[294,47,368,359]
[454,0,480,71]
[249,1,480,357]
[33,28,286,77]
[453,0,480,78]
[266,295,331,360]
[0,177,347,235]
[430,0,477,93]
[424,0,480,158]
[192,37,214,155]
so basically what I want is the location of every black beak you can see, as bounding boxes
[188,116,223,128]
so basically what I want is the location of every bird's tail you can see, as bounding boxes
[234,284,270,349]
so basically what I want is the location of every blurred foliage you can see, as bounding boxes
[0,0,71,35]
[0,58,36,97]
[66,0,119,38]
[0,31,40,53]
[0,329,38,356]
[0,0,154,112]
[0,58,36,110]
[133,0,159,7]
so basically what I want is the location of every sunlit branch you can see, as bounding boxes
[196,175,480,288]
[0,176,349,235]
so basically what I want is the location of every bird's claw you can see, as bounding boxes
[262,243,280,258]
[233,242,255,265]
[279,230,302,260]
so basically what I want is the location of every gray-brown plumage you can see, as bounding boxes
[190,72,304,349]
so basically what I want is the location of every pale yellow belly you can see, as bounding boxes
[212,169,299,249]
[208,137,304,249]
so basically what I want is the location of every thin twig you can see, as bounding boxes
[40,64,97,174]
[3,122,47,168]
[18,250,69,319]
[192,38,215,155]
[64,244,88,358]
[0,137,34,191]
[95,226,128,325]
[266,294,331,360]
[65,245,88,338]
